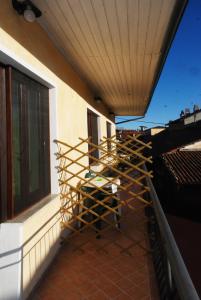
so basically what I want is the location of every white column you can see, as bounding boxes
[0,223,23,300]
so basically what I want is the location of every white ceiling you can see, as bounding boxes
[33,0,187,116]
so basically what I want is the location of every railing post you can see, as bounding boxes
[167,258,173,292]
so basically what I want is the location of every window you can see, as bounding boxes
[0,65,7,221]
[0,66,50,221]
[87,109,99,164]
[106,121,112,151]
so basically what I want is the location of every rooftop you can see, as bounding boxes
[146,119,201,157]
[169,108,201,125]
[162,150,201,185]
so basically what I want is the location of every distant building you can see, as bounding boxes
[180,139,201,151]
[116,128,139,140]
[184,109,201,125]
[154,150,201,221]
[143,126,165,136]
[145,115,201,221]
[149,112,201,222]
[168,106,201,129]
[148,119,201,157]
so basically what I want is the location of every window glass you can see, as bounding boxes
[11,69,50,214]
[27,87,40,193]
[12,80,21,207]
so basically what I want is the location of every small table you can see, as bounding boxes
[80,176,121,232]
[82,176,120,191]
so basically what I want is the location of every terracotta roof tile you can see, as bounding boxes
[162,151,201,185]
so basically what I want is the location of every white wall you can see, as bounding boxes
[0,196,61,300]
[181,140,201,151]
[0,223,22,300]
[184,111,201,125]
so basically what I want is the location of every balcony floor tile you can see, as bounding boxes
[30,204,159,300]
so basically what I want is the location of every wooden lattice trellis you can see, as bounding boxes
[54,135,153,253]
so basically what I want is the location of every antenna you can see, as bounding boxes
[180,110,184,118]
[139,126,147,131]
[184,108,190,115]
[193,104,200,112]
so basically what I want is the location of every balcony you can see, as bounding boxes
[29,135,199,300]
[0,2,192,299]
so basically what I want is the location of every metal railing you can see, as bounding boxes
[144,165,200,300]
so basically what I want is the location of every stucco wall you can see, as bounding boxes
[150,128,165,136]
[182,140,201,150]
[0,195,61,300]
[0,1,116,299]
[184,112,201,125]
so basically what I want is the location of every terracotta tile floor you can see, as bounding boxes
[30,202,159,300]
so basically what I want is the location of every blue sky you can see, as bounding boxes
[116,0,201,130]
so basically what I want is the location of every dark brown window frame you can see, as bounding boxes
[0,65,8,221]
[6,67,13,219]
[106,121,112,151]
[87,109,99,165]
[0,64,51,221]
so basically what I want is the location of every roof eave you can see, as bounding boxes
[144,0,188,116]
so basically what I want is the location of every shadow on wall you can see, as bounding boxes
[0,236,59,300]
[23,219,61,299]
[0,209,62,300]
[0,0,113,120]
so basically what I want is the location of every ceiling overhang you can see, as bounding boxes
[33,0,187,116]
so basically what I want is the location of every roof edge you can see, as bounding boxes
[144,0,189,115]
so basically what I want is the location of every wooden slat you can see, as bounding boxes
[54,134,153,241]
[33,0,181,115]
